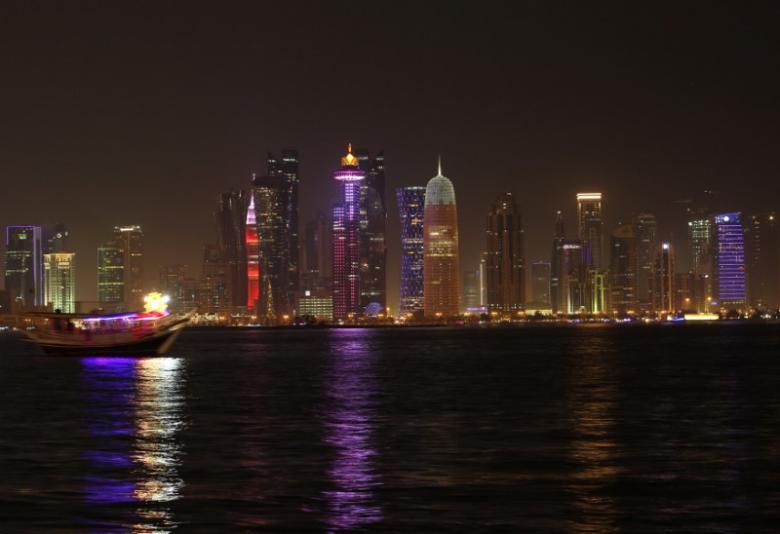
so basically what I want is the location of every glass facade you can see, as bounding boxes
[4,225,43,308]
[44,252,76,313]
[396,186,426,315]
[713,212,746,307]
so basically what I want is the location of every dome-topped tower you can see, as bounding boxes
[423,157,460,318]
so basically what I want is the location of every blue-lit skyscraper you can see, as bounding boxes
[396,186,426,315]
[332,145,365,320]
[4,225,44,308]
[713,212,746,308]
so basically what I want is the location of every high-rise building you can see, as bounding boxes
[252,173,289,322]
[245,194,260,310]
[561,240,586,314]
[423,159,460,318]
[331,145,365,320]
[634,213,657,311]
[268,150,300,294]
[396,186,426,315]
[159,264,189,313]
[97,240,123,307]
[531,261,551,307]
[303,212,332,293]
[747,212,779,309]
[550,210,566,313]
[577,193,604,269]
[586,268,608,314]
[216,190,248,308]
[0,290,11,315]
[712,212,747,309]
[609,224,638,315]
[653,242,675,313]
[687,210,712,276]
[200,244,230,314]
[485,193,525,311]
[43,252,75,313]
[4,226,43,308]
[44,223,69,254]
[462,268,481,310]
[356,149,387,315]
[114,225,144,310]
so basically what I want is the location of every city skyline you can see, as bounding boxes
[1,4,777,314]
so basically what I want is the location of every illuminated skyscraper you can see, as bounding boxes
[550,210,566,312]
[356,149,387,315]
[43,252,75,313]
[4,225,43,308]
[331,145,365,320]
[577,193,604,269]
[423,159,460,318]
[245,194,260,310]
[114,225,144,310]
[531,261,551,307]
[268,150,300,293]
[609,224,637,315]
[485,192,525,311]
[216,190,248,308]
[634,213,657,311]
[747,212,779,309]
[97,240,123,307]
[712,212,746,308]
[561,240,586,314]
[653,242,675,313]
[687,210,712,276]
[252,173,289,322]
[462,268,481,310]
[396,186,426,315]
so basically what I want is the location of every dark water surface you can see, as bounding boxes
[3,325,780,532]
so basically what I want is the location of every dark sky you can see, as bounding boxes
[1,2,778,310]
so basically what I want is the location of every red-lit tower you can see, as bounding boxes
[246,194,260,310]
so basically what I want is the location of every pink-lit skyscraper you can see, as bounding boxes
[331,145,365,320]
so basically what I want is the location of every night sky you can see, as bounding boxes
[1,3,778,311]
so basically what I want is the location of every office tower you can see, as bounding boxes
[712,212,747,308]
[531,261,551,307]
[609,224,638,315]
[4,225,43,308]
[634,213,657,311]
[44,223,69,253]
[561,240,586,314]
[462,268,481,310]
[159,264,188,313]
[653,243,675,313]
[245,194,260,310]
[114,225,144,310]
[396,186,426,315]
[43,252,75,313]
[216,190,248,308]
[303,212,332,293]
[252,173,289,321]
[268,150,300,293]
[97,240,123,307]
[577,193,604,269]
[687,209,712,276]
[331,145,365,320]
[479,256,487,306]
[485,193,525,312]
[423,158,460,318]
[200,244,230,314]
[356,149,387,315]
[674,272,692,312]
[550,211,566,312]
[747,212,779,309]
[297,290,334,321]
[586,268,608,314]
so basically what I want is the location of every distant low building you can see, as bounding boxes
[297,290,333,321]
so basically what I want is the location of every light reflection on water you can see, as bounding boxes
[323,330,383,531]
[81,356,185,533]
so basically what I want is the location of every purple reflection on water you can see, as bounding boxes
[323,329,383,531]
